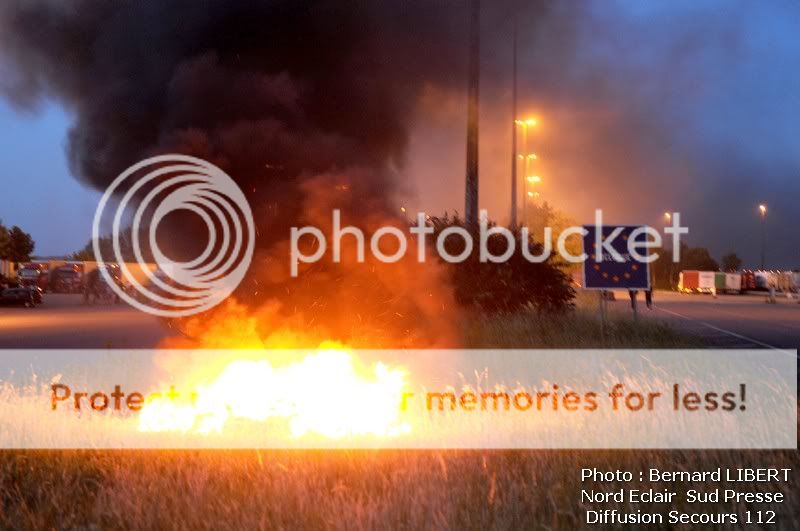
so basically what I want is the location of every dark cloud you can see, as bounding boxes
[0,1,478,246]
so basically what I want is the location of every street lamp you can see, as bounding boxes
[664,212,671,222]
[514,118,538,224]
[758,204,767,269]
[512,119,537,226]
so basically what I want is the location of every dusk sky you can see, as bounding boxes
[0,99,101,256]
[1,0,798,268]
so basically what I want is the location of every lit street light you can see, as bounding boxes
[664,212,671,222]
[513,117,538,225]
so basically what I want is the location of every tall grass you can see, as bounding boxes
[2,309,794,530]
[465,307,704,348]
[0,449,797,529]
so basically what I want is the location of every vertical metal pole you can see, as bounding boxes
[464,0,480,228]
[510,22,517,228]
[522,125,528,225]
[760,213,766,270]
[598,291,606,343]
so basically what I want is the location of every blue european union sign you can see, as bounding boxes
[582,225,651,290]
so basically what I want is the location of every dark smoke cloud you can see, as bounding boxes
[1,0,529,346]
[0,0,575,244]
[0,1,493,247]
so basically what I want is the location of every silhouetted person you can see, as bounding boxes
[629,290,638,311]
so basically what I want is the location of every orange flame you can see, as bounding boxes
[138,344,410,438]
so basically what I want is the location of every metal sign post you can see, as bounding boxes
[598,290,606,342]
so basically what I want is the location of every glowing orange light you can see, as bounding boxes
[138,345,410,438]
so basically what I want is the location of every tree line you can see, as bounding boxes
[0,221,34,263]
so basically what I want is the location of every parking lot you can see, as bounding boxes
[3,290,799,351]
[0,294,170,348]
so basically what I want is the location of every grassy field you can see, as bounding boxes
[1,449,797,529]
[1,308,795,530]
[465,308,704,348]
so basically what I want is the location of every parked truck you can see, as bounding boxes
[17,262,50,290]
[774,271,797,293]
[681,269,796,295]
[679,271,742,294]
[678,271,716,293]
[50,263,85,293]
[722,272,742,293]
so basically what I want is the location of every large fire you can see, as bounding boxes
[137,344,411,438]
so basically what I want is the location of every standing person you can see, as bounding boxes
[645,289,653,309]
[629,290,638,310]
[83,268,100,305]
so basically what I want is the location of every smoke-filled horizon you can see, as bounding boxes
[1,0,798,268]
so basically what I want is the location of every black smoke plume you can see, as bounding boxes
[0,1,489,246]
[0,0,536,346]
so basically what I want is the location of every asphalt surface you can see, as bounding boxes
[607,290,800,350]
[0,294,170,348]
[1,291,799,351]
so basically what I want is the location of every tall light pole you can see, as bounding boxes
[518,120,536,223]
[664,212,673,288]
[759,204,767,269]
[510,21,518,227]
[464,0,480,228]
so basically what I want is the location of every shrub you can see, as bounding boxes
[429,214,574,314]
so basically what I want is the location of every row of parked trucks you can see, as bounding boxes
[678,270,800,294]
[15,260,156,293]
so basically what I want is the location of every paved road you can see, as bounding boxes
[3,291,799,351]
[0,294,170,348]
[607,290,800,350]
